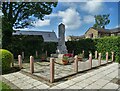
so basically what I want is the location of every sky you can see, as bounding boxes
[1,0,119,39]
[29,1,119,38]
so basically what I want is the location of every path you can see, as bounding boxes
[2,62,120,90]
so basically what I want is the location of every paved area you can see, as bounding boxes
[2,62,119,90]
[21,61,74,79]
[20,59,112,80]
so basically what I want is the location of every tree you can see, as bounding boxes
[93,14,110,29]
[2,2,57,49]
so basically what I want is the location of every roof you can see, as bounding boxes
[85,27,120,34]
[12,30,58,42]
[108,27,120,33]
[68,35,85,38]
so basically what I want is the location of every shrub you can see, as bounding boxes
[10,35,57,58]
[0,49,13,71]
[95,36,120,62]
[66,38,95,58]
[66,36,120,62]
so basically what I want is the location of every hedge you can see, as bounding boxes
[66,36,120,62]
[95,36,120,62]
[66,38,96,58]
[8,35,120,62]
[10,35,57,58]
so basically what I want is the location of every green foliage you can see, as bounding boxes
[78,53,83,58]
[2,2,58,29]
[11,35,44,58]
[0,81,12,91]
[66,36,120,62]
[0,49,13,71]
[93,14,110,29]
[11,35,57,58]
[43,42,57,56]
[2,2,58,50]
[62,56,69,61]
[10,35,120,63]
[95,36,120,62]
[66,38,96,58]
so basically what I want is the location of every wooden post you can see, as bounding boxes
[98,53,101,66]
[106,52,108,63]
[30,56,34,74]
[36,51,38,58]
[18,55,22,69]
[111,52,114,62]
[46,50,47,57]
[22,52,24,59]
[74,55,78,73]
[11,56,14,67]
[89,53,92,68]
[95,51,97,59]
[50,58,54,83]
[82,50,84,58]
[72,50,74,56]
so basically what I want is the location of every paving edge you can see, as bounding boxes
[2,77,22,91]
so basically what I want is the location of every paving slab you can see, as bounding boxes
[2,62,119,90]
[102,83,119,89]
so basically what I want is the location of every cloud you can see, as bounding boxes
[32,19,50,27]
[47,8,81,30]
[83,15,95,24]
[58,8,81,30]
[115,25,120,28]
[80,0,103,14]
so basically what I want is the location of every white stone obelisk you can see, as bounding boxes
[57,23,67,54]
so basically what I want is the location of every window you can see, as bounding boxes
[89,33,93,38]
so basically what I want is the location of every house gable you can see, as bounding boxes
[85,28,98,38]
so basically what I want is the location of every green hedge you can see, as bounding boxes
[95,36,120,62]
[66,36,120,62]
[10,35,57,58]
[11,35,44,58]
[66,38,96,58]
[9,35,120,62]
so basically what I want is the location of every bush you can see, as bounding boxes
[8,35,57,59]
[95,36,120,62]
[0,49,13,71]
[66,36,120,62]
[66,38,96,58]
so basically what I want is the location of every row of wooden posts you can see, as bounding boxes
[20,51,48,59]
[18,51,114,83]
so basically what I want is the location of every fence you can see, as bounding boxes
[16,51,114,83]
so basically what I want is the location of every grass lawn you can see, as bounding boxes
[0,81,13,91]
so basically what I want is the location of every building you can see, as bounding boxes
[66,35,85,41]
[67,27,120,41]
[85,27,120,38]
[13,30,58,42]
